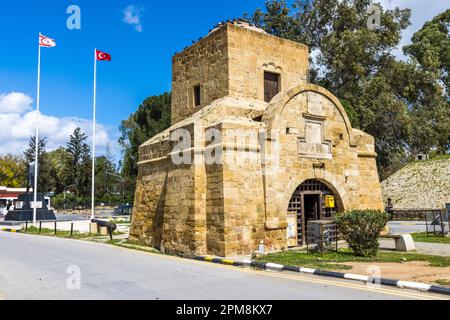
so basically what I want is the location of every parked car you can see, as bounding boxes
[113,204,133,216]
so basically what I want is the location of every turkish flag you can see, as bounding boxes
[96,50,111,61]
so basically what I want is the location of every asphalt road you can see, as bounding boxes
[0,232,446,300]
[388,221,428,234]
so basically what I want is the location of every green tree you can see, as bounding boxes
[403,9,450,154]
[0,155,27,187]
[23,136,52,192]
[404,9,450,92]
[248,0,298,40]
[46,147,70,194]
[119,92,171,197]
[64,127,91,201]
[95,153,119,201]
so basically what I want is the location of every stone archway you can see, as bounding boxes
[286,178,344,246]
[263,83,357,146]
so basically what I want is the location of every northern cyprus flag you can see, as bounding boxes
[39,34,56,47]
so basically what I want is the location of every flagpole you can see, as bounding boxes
[91,48,97,220]
[33,33,42,224]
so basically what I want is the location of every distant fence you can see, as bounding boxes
[392,209,446,221]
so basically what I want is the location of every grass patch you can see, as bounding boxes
[411,232,450,244]
[23,226,123,239]
[256,249,450,270]
[110,220,130,225]
[106,239,160,254]
[434,279,450,287]
[24,226,93,239]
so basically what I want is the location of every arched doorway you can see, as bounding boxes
[287,179,341,246]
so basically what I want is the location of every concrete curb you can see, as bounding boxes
[0,228,21,233]
[194,255,450,296]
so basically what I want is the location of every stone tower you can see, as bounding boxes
[171,22,309,124]
[130,21,384,257]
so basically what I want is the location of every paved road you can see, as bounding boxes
[388,221,449,237]
[388,221,427,234]
[0,233,446,300]
[55,211,115,221]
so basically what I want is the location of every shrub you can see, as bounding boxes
[335,210,389,257]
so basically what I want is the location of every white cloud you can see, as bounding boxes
[0,92,33,114]
[0,92,120,160]
[123,5,144,32]
[378,0,449,59]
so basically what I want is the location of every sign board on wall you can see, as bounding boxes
[324,195,335,208]
[30,201,43,209]
[286,213,298,247]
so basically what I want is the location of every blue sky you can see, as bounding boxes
[0,0,448,161]
[0,0,262,157]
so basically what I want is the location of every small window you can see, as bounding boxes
[264,71,280,103]
[193,85,201,107]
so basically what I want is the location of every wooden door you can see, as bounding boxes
[264,72,279,102]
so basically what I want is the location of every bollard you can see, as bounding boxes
[25,220,28,231]
[70,222,74,237]
[54,221,57,235]
[39,221,42,233]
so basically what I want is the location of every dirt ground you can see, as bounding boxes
[343,261,450,285]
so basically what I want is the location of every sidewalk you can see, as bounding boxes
[380,239,450,257]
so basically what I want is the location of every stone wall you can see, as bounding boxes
[220,120,266,256]
[261,85,384,253]
[227,23,309,101]
[171,23,309,124]
[171,27,229,124]
[381,157,450,210]
[131,23,384,258]
[129,160,169,249]
[131,86,384,257]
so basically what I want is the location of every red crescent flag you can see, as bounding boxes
[96,50,111,61]
[39,34,56,47]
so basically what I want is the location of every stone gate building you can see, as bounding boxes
[129,21,384,257]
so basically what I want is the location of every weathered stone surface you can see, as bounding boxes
[382,157,450,210]
[171,23,309,124]
[130,21,384,257]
